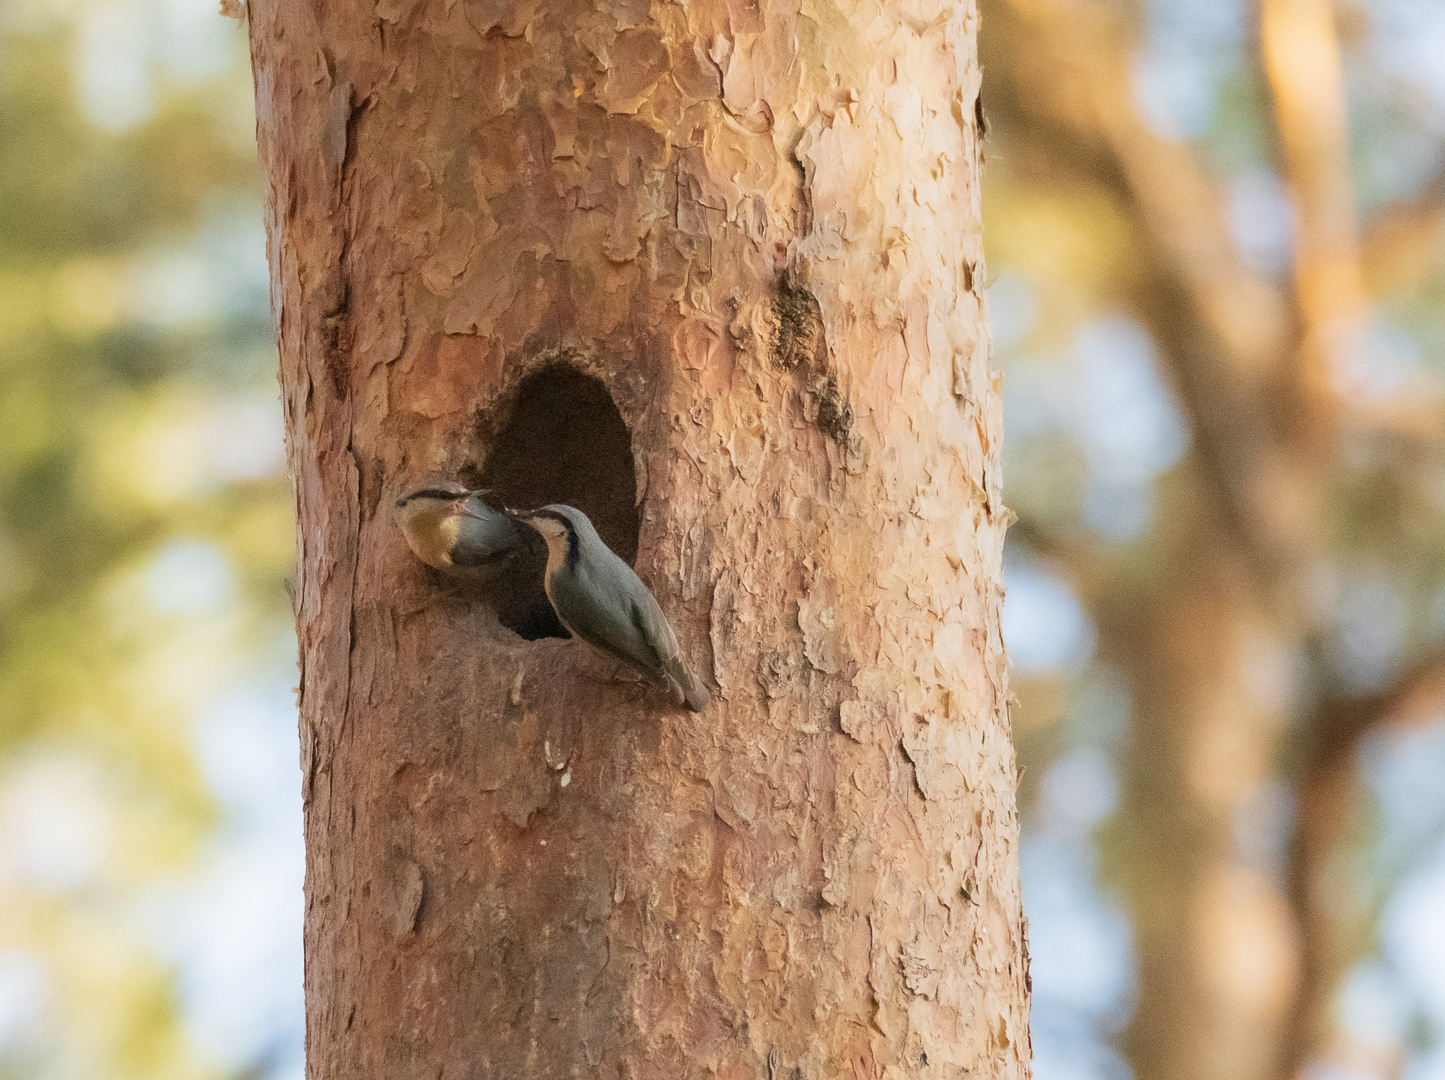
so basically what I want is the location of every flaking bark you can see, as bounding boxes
[247,0,1027,1075]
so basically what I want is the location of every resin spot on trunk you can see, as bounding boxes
[471,364,640,641]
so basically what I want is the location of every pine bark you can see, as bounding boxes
[248,1,1026,1076]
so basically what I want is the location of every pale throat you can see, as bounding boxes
[407,509,461,567]
[542,536,568,580]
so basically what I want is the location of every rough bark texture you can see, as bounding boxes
[248,1,1024,1076]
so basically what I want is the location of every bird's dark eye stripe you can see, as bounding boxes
[401,488,465,503]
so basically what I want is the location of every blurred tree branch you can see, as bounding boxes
[1284,647,1445,1080]
[992,0,1445,717]
[1360,157,1445,304]
[1260,0,1366,440]
[993,0,1444,613]
[992,0,1312,626]
[989,2,1445,1078]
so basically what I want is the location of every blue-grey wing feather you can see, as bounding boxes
[544,514,710,711]
[550,557,660,675]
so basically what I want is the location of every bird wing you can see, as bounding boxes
[628,591,710,712]
[547,541,709,710]
[549,565,665,680]
[628,591,680,672]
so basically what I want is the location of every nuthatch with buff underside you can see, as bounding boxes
[508,504,711,712]
[394,482,524,571]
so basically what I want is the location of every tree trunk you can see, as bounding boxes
[1104,514,1297,1080]
[248,1,1026,1076]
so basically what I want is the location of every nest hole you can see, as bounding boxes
[467,365,640,641]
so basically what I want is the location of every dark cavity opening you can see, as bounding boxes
[467,365,640,641]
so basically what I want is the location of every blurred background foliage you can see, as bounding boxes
[0,1,299,1077]
[984,2,1445,1080]
[0,1,1442,1080]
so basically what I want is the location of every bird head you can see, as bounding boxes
[394,482,474,568]
[395,481,471,511]
[507,505,594,577]
[506,505,574,545]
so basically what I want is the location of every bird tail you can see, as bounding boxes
[676,668,711,713]
[663,661,710,712]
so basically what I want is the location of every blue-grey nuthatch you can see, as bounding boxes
[509,504,711,712]
[394,482,524,570]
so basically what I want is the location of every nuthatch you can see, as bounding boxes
[394,482,524,571]
[509,504,711,712]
